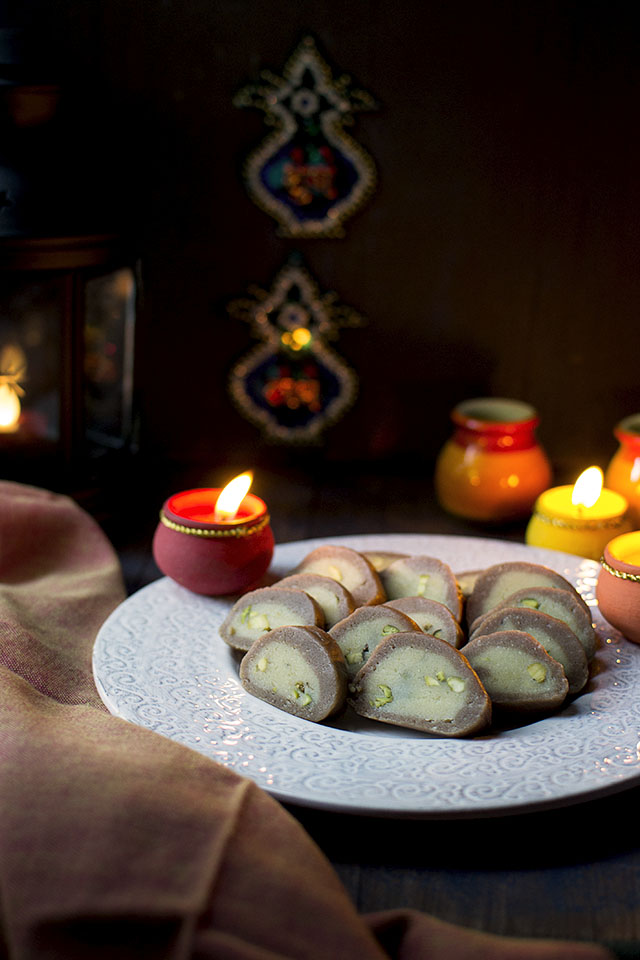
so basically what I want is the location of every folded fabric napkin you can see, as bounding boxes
[0,480,613,960]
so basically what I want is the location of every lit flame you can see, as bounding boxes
[214,471,253,521]
[281,327,312,351]
[571,466,603,508]
[0,383,21,432]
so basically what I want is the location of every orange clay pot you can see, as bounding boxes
[604,413,640,529]
[435,398,552,523]
[596,530,640,644]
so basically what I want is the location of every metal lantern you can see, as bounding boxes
[0,23,139,486]
[0,235,137,470]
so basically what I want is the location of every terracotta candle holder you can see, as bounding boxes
[605,413,640,528]
[152,487,274,596]
[596,530,640,644]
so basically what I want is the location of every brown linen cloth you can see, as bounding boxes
[0,480,612,960]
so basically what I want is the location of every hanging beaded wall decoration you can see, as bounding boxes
[233,36,378,238]
[227,257,363,443]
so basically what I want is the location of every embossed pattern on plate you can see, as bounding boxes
[93,534,640,817]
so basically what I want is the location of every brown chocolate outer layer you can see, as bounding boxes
[463,629,569,712]
[379,555,463,621]
[274,573,356,627]
[466,561,581,628]
[472,585,596,660]
[240,624,347,722]
[348,631,491,737]
[219,586,324,650]
[330,604,422,641]
[294,545,386,606]
[383,596,464,648]
[469,606,588,694]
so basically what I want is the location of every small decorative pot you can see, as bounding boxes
[604,413,640,529]
[596,531,640,644]
[152,488,275,596]
[434,397,552,523]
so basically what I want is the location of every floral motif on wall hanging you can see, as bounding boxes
[233,36,378,238]
[227,257,363,443]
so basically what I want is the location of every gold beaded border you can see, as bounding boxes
[600,558,640,583]
[160,512,270,538]
[532,511,629,532]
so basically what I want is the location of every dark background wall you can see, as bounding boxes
[8,0,640,482]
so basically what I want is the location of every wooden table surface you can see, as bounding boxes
[105,462,640,957]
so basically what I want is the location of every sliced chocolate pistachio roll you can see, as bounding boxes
[361,550,409,573]
[469,606,588,694]
[455,569,483,600]
[383,596,465,648]
[294,544,386,606]
[274,573,356,628]
[240,625,347,722]
[219,586,324,651]
[348,632,491,737]
[463,629,569,713]
[330,605,423,678]
[466,561,582,628]
[473,585,596,661]
[379,555,463,621]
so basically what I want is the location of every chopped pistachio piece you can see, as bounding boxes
[424,675,440,686]
[248,612,270,631]
[256,657,268,672]
[240,605,252,624]
[520,598,541,609]
[372,683,393,708]
[417,573,430,596]
[447,676,465,693]
[381,624,400,636]
[300,693,312,707]
[346,649,363,665]
[436,670,446,682]
[527,662,547,683]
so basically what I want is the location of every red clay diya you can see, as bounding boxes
[596,530,640,644]
[152,477,274,596]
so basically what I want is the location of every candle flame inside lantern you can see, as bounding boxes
[0,383,21,432]
[571,466,603,509]
[214,471,253,521]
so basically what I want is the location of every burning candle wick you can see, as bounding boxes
[213,471,253,522]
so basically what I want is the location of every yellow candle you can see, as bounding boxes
[525,467,633,560]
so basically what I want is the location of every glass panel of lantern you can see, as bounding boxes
[0,242,138,474]
[0,271,63,448]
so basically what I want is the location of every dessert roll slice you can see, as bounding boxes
[379,555,463,621]
[470,606,588,694]
[473,585,596,661]
[383,596,465,648]
[455,569,483,600]
[330,605,423,678]
[463,630,569,713]
[361,550,409,573]
[219,586,323,651]
[294,544,386,606]
[348,632,491,737]
[240,625,347,722]
[274,573,356,628]
[466,561,581,628]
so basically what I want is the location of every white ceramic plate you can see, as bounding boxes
[93,534,640,818]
